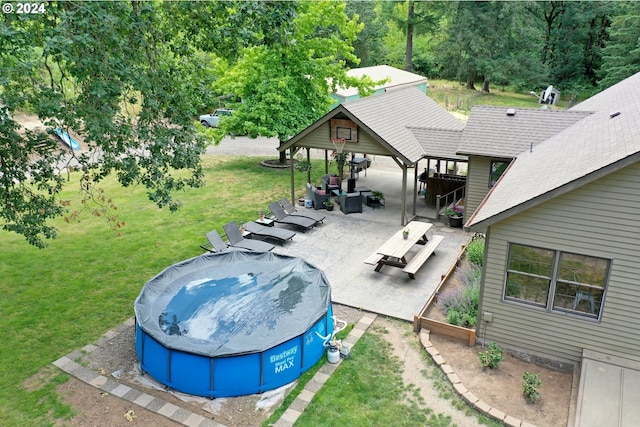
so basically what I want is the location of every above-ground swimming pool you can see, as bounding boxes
[134,251,333,398]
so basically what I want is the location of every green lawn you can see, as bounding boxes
[427,79,571,113]
[0,156,323,425]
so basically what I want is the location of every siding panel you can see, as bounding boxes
[465,156,493,221]
[297,122,396,156]
[480,162,640,364]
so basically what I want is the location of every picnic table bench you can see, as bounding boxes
[402,235,444,279]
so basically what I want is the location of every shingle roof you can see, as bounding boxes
[408,127,465,161]
[343,86,465,163]
[333,65,428,98]
[468,72,640,229]
[457,106,591,158]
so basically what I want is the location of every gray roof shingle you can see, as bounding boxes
[457,106,591,158]
[468,72,640,229]
[408,127,465,160]
[343,86,465,163]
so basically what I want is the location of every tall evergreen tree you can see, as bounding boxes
[529,1,614,90]
[346,1,385,68]
[598,1,640,89]
[436,1,540,92]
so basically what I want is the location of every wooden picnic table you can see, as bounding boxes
[375,221,431,258]
[365,221,444,279]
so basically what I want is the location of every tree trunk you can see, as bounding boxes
[405,0,414,72]
[482,78,490,93]
[278,139,287,164]
[465,71,476,90]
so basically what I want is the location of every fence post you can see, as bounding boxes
[435,195,442,220]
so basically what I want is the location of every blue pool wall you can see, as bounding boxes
[135,304,334,398]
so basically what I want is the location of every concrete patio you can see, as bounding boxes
[264,153,472,321]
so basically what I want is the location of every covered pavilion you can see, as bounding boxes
[279,86,466,224]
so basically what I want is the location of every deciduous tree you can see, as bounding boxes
[211,1,376,163]
[1,2,214,247]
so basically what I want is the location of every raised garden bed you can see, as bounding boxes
[413,236,477,346]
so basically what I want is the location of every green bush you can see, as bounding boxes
[446,309,460,326]
[522,371,542,402]
[440,264,481,328]
[466,236,485,266]
[478,342,504,369]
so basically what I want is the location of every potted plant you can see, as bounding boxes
[444,205,464,228]
[402,228,409,239]
[368,191,384,208]
[324,198,334,211]
[294,159,313,172]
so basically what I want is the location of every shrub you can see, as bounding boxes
[466,236,485,266]
[440,264,481,328]
[522,371,542,402]
[446,309,460,326]
[478,342,504,369]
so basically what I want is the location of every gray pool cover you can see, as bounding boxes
[134,251,331,357]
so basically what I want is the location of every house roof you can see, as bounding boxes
[281,86,464,164]
[457,105,591,158]
[467,72,640,230]
[408,127,465,161]
[333,65,428,98]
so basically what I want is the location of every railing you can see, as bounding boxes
[435,185,465,220]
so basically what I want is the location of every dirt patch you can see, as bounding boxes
[422,256,574,426]
[431,334,573,426]
[50,304,573,426]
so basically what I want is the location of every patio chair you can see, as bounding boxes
[322,174,341,192]
[268,202,318,230]
[223,222,275,252]
[306,183,330,210]
[200,230,243,253]
[280,197,326,223]
[243,221,296,243]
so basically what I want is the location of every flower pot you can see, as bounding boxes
[326,204,334,211]
[449,216,463,228]
[403,233,409,240]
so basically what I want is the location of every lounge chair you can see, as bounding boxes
[200,230,242,253]
[268,202,318,230]
[279,197,326,223]
[223,222,275,252]
[243,221,296,243]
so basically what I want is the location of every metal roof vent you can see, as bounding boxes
[610,111,621,119]
[506,108,516,116]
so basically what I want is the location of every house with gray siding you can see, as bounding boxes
[466,72,640,366]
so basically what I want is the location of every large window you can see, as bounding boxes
[505,243,609,319]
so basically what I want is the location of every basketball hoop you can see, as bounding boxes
[331,138,346,144]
